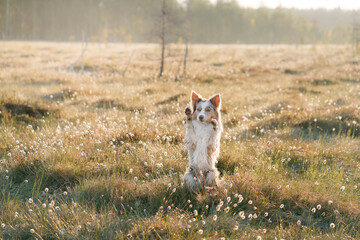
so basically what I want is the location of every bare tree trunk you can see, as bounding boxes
[160,38,165,77]
[159,0,166,77]
[183,41,188,76]
[69,34,89,73]
[122,51,135,78]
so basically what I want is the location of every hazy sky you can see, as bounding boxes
[210,0,360,10]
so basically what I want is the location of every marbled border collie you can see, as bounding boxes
[184,91,223,191]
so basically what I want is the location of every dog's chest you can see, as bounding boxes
[192,121,213,142]
[191,121,214,170]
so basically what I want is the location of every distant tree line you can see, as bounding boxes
[0,0,357,44]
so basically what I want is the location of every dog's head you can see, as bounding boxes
[190,91,221,123]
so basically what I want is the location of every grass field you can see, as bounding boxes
[0,42,360,239]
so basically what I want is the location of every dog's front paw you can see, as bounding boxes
[185,106,192,121]
[210,119,218,130]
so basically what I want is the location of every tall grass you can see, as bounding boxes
[0,42,359,239]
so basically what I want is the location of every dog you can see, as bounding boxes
[183,91,223,191]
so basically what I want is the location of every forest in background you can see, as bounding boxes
[0,0,359,44]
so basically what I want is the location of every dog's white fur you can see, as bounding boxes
[183,91,223,191]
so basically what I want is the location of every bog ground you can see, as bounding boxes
[0,42,360,239]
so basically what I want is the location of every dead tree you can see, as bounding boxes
[69,33,89,73]
[183,40,189,76]
[122,51,135,78]
[159,0,167,77]
[151,0,183,78]
[182,20,191,76]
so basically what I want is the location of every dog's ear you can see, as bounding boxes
[191,91,202,111]
[210,94,221,109]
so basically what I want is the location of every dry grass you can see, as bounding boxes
[0,42,360,239]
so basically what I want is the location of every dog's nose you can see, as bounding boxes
[199,115,204,121]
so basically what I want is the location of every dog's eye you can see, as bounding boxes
[205,107,211,112]
[197,108,202,111]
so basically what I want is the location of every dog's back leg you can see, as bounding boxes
[205,168,219,187]
[184,168,199,190]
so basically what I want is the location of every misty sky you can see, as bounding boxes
[209,0,360,10]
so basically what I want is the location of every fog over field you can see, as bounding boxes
[1,0,359,44]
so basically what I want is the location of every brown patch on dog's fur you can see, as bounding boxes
[211,109,219,122]
[192,100,220,123]
[207,145,216,159]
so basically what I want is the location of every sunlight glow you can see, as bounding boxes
[210,0,360,10]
